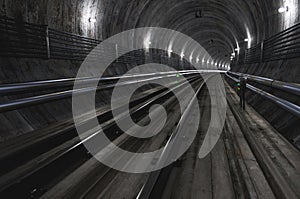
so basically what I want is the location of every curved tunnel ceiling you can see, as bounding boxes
[2,0,299,67]
[100,0,298,66]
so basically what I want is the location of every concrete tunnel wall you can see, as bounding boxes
[0,0,299,141]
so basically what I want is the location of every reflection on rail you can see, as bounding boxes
[225,72,300,118]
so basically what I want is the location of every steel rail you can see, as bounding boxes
[0,76,201,195]
[0,73,201,113]
[40,78,202,199]
[136,77,208,199]
[227,71,300,96]
[0,83,177,175]
[226,73,300,118]
[227,94,299,199]
[0,70,203,95]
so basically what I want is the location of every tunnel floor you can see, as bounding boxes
[0,81,299,199]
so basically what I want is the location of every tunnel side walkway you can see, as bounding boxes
[224,82,300,199]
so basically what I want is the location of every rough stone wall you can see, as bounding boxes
[229,1,300,142]
[0,56,131,141]
[0,0,294,52]
[0,0,107,140]
[0,57,79,140]
[233,58,300,84]
[226,74,300,148]
[0,0,299,141]
[0,0,103,39]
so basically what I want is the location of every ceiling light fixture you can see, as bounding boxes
[89,17,97,23]
[278,6,289,13]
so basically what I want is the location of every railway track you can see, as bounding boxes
[76,78,208,199]
[41,75,210,199]
[134,80,300,199]
[1,74,299,199]
[0,73,202,198]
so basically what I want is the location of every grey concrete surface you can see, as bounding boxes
[0,0,299,143]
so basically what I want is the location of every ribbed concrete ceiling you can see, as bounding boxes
[1,0,299,66]
[101,0,298,66]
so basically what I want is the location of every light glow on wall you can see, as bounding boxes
[180,52,185,60]
[281,0,298,29]
[81,1,98,38]
[245,27,252,49]
[168,49,173,57]
[278,7,288,13]
[235,40,240,55]
[144,33,152,50]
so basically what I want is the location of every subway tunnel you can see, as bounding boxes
[0,0,299,198]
